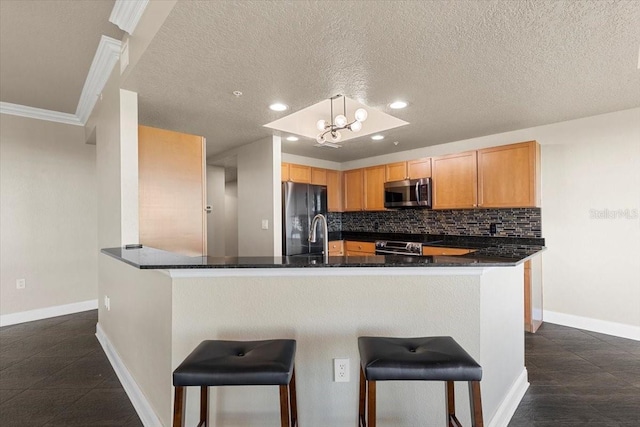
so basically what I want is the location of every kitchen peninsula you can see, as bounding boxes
[98,243,543,427]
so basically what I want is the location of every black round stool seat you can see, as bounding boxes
[173,339,296,387]
[358,336,484,427]
[358,336,482,382]
[172,339,298,427]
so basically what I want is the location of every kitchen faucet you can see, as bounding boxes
[309,213,329,264]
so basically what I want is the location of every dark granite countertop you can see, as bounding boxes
[101,242,544,270]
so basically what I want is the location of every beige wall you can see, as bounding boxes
[206,165,226,256]
[0,115,97,316]
[224,181,238,257]
[98,255,173,426]
[236,136,281,256]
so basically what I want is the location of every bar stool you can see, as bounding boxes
[172,339,297,427]
[358,336,483,427]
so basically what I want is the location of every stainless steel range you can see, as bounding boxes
[375,240,423,256]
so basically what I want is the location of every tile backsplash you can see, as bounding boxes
[328,208,541,238]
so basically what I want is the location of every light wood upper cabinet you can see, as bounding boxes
[311,168,327,185]
[385,158,431,182]
[281,163,290,182]
[432,151,478,209]
[343,169,364,211]
[326,169,343,212]
[385,162,408,182]
[477,141,540,208]
[288,164,311,183]
[364,165,386,211]
[408,158,432,179]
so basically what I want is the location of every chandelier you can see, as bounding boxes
[316,95,368,144]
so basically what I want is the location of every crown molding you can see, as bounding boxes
[75,35,121,124]
[0,102,83,126]
[1,36,120,127]
[109,0,149,34]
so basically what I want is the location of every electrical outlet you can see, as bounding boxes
[104,295,111,311]
[334,358,350,382]
[261,219,269,230]
[489,223,498,235]
[16,279,26,289]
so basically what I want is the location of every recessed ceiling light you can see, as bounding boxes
[389,101,407,109]
[286,136,299,142]
[269,103,288,111]
[371,135,385,141]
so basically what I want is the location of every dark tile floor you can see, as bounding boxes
[1,311,639,426]
[0,310,142,427]
[509,322,640,426]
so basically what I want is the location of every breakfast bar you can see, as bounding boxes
[98,245,543,427]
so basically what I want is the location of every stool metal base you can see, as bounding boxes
[358,366,483,427]
[173,368,298,427]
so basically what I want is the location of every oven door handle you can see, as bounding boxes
[415,181,421,203]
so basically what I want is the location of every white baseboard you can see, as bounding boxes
[0,299,98,327]
[544,310,640,341]
[488,368,529,427]
[96,323,162,427]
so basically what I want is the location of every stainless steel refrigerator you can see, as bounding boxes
[282,182,328,256]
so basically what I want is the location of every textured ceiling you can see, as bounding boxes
[0,0,123,114]
[124,0,640,162]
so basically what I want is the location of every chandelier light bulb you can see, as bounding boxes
[330,131,342,142]
[354,108,368,122]
[316,119,327,131]
[316,134,326,144]
[334,115,347,127]
[350,121,362,132]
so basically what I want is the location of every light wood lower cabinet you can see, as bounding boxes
[328,240,344,256]
[345,241,375,256]
[422,247,475,256]
[524,256,543,333]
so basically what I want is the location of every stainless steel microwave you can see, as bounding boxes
[384,178,432,208]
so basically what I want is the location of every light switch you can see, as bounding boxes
[261,219,269,230]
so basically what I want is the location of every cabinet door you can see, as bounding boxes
[139,125,206,256]
[343,169,364,211]
[326,169,343,212]
[311,168,327,185]
[345,241,375,255]
[328,240,344,256]
[281,163,290,182]
[289,164,311,183]
[432,151,478,209]
[408,158,431,179]
[477,141,539,208]
[385,162,407,182]
[364,165,386,211]
[422,247,473,256]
